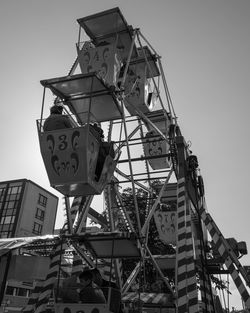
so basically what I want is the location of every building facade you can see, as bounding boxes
[0,179,59,312]
[0,179,58,238]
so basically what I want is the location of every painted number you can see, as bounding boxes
[58,134,68,150]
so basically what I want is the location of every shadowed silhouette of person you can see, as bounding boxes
[61,273,83,303]
[43,104,74,131]
[89,123,115,181]
[91,268,122,313]
[79,270,106,304]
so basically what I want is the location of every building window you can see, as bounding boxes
[6,286,30,297]
[7,186,21,195]
[5,201,15,209]
[0,215,15,237]
[38,194,47,207]
[5,286,17,296]
[0,232,9,238]
[17,288,27,297]
[0,182,23,238]
[0,187,6,201]
[35,208,45,221]
[6,185,22,201]
[32,222,43,235]
[0,216,15,224]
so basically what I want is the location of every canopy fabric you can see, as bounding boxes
[0,232,138,258]
[122,292,173,307]
[0,235,59,256]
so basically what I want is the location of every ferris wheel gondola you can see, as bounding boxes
[38,72,122,196]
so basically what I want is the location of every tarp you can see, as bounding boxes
[122,292,173,307]
[0,235,59,256]
[8,255,51,281]
[0,232,138,257]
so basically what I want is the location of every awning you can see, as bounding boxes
[122,292,174,307]
[0,235,59,256]
[40,72,123,123]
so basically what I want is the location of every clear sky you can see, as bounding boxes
[0,0,249,309]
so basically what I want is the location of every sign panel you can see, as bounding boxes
[154,201,177,245]
[78,42,122,88]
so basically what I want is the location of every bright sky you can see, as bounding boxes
[0,0,249,309]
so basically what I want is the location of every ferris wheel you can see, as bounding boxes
[31,7,250,313]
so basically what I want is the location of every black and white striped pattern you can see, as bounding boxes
[194,237,215,313]
[72,253,85,276]
[68,196,84,232]
[199,205,250,309]
[34,241,68,313]
[63,196,73,234]
[176,177,199,313]
[23,280,44,313]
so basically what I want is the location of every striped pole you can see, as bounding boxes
[34,240,68,313]
[176,177,199,313]
[192,208,215,313]
[22,280,44,313]
[176,177,188,313]
[194,236,215,313]
[63,196,73,234]
[68,196,85,233]
[185,201,199,313]
[199,205,250,310]
[71,253,85,276]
